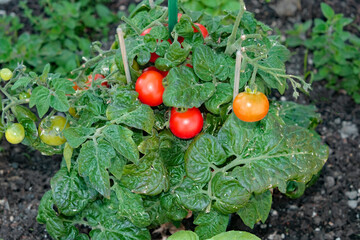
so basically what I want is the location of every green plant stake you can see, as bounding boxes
[168,0,178,34]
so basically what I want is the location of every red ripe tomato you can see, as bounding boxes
[193,23,209,39]
[233,91,269,122]
[86,74,108,88]
[186,64,193,68]
[135,70,164,106]
[169,107,203,139]
[143,66,169,77]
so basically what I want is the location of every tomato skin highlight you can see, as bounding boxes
[233,91,269,122]
[135,70,165,106]
[38,116,70,146]
[5,123,25,144]
[169,107,203,139]
[143,66,168,77]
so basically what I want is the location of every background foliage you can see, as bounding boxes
[0,0,123,74]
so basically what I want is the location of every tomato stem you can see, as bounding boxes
[233,50,243,101]
[225,0,246,55]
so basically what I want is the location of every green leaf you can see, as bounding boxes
[218,111,328,194]
[109,155,127,180]
[155,42,191,71]
[63,127,96,148]
[276,101,321,129]
[208,231,260,240]
[51,77,76,94]
[194,210,229,240]
[63,143,73,172]
[193,45,229,81]
[160,193,188,221]
[321,3,335,20]
[168,231,199,240]
[159,130,190,166]
[51,166,97,216]
[113,184,151,227]
[163,66,216,108]
[29,86,50,118]
[205,83,232,114]
[36,191,70,239]
[185,134,226,183]
[78,140,116,198]
[121,152,169,196]
[11,77,32,90]
[175,177,210,211]
[103,125,139,164]
[50,90,70,112]
[237,190,272,229]
[106,89,155,133]
[211,172,251,214]
[115,104,155,134]
[83,200,151,240]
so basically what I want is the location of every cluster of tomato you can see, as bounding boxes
[1,68,70,146]
[134,15,209,139]
[134,14,269,139]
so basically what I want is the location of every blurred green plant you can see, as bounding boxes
[179,0,240,15]
[0,0,124,74]
[286,3,360,103]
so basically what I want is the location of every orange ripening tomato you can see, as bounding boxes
[135,70,165,106]
[233,91,269,122]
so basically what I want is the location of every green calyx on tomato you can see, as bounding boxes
[0,68,13,81]
[38,116,70,146]
[233,87,269,122]
[135,70,165,107]
[169,107,203,139]
[5,123,25,144]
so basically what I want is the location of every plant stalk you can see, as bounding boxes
[116,28,132,85]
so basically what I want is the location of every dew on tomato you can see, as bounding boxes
[169,107,203,139]
[38,116,70,146]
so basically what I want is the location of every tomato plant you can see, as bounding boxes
[135,70,165,106]
[5,123,25,144]
[233,88,269,122]
[170,107,203,139]
[0,1,328,239]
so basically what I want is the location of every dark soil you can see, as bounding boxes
[1,0,360,239]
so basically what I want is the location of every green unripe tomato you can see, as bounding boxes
[5,123,25,144]
[0,68,13,81]
[19,92,31,100]
[38,116,70,146]
[69,107,79,118]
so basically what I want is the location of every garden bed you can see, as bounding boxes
[0,0,359,239]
